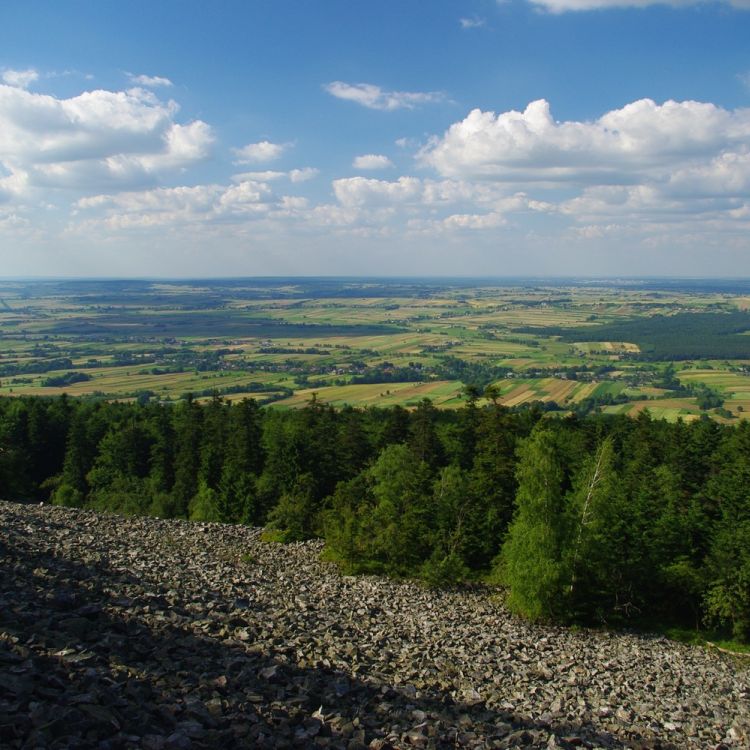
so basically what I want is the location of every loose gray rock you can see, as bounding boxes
[0,500,748,749]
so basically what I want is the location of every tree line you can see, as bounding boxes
[0,394,748,641]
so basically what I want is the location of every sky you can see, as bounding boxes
[1,0,750,278]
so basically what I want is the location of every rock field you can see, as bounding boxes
[1,500,748,749]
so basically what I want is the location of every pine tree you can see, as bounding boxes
[172,396,203,517]
[367,443,433,575]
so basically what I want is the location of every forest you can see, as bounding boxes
[524,311,750,360]
[0,393,748,643]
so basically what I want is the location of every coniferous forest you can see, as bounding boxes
[1,394,748,643]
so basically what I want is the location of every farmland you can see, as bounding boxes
[3,277,750,421]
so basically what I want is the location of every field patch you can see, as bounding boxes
[272,380,465,409]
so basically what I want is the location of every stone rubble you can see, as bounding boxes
[1,500,748,749]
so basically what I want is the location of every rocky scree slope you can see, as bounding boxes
[0,500,748,750]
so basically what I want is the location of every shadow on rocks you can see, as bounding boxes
[0,515,667,750]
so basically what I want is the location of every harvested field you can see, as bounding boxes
[273,381,465,409]
[1,501,747,749]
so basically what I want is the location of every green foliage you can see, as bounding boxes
[704,521,750,641]
[41,371,92,388]
[266,473,318,542]
[564,437,639,622]
[323,474,378,573]
[188,480,222,522]
[52,483,84,508]
[89,475,152,516]
[421,550,469,587]
[366,443,434,575]
[523,311,750,360]
[499,427,567,621]
[2,392,750,642]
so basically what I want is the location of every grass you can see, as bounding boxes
[663,627,750,657]
[260,529,286,543]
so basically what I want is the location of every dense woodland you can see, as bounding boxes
[526,311,750,360]
[0,394,748,641]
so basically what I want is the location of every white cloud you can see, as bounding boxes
[459,17,486,28]
[232,170,286,182]
[74,179,275,229]
[0,83,213,193]
[324,81,446,111]
[331,175,507,210]
[289,167,319,183]
[421,193,551,232]
[443,211,507,229]
[353,154,394,170]
[126,73,173,88]
[333,176,423,207]
[230,167,318,184]
[0,212,30,229]
[2,69,39,89]
[232,140,290,164]
[740,71,750,91]
[528,0,750,11]
[420,98,750,184]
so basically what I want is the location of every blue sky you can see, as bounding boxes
[1,0,750,277]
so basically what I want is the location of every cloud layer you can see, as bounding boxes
[3,76,750,275]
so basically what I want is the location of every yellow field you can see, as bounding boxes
[273,380,466,409]
[487,378,601,407]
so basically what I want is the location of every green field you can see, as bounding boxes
[3,277,750,418]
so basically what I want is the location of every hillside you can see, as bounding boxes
[1,501,748,749]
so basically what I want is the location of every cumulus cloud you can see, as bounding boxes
[2,69,39,89]
[232,140,290,164]
[126,73,173,88]
[324,81,446,111]
[420,98,750,184]
[0,83,213,193]
[353,154,394,170]
[527,0,750,11]
[404,96,750,240]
